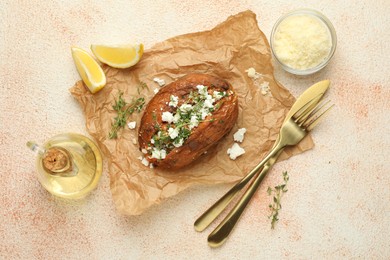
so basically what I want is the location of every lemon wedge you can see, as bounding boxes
[71,47,106,93]
[90,43,144,69]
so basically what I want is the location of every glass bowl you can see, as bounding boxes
[270,9,337,75]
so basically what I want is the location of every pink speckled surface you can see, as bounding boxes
[1,0,389,259]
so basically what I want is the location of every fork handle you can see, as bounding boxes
[207,163,271,247]
[194,165,265,232]
[207,148,282,247]
[194,142,284,232]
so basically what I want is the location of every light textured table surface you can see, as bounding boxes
[1,0,389,259]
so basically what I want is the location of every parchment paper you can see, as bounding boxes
[70,10,314,215]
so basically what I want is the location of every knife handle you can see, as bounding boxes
[207,150,282,247]
[194,139,283,232]
[194,165,265,232]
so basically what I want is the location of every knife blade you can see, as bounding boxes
[194,80,330,233]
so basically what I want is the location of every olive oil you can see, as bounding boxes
[28,133,102,199]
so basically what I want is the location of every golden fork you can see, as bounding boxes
[195,97,333,247]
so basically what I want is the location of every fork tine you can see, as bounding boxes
[296,97,324,125]
[305,103,334,131]
[294,94,322,124]
[299,100,330,126]
[302,100,331,125]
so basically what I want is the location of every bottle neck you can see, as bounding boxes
[41,147,73,174]
[27,141,77,176]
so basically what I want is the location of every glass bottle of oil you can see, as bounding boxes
[27,133,103,199]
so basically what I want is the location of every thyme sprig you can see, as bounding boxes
[267,171,289,229]
[108,91,145,139]
[137,81,148,94]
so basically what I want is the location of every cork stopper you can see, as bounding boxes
[42,147,73,174]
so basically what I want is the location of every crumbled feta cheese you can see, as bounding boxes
[151,148,166,160]
[153,77,165,87]
[162,111,174,124]
[189,115,199,129]
[168,127,179,139]
[203,98,214,109]
[169,95,179,107]
[148,84,230,159]
[138,156,150,167]
[200,108,209,120]
[173,138,184,148]
[179,104,193,112]
[213,91,226,100]
[127,121,136,129]
[196,85,207,95]
[153,88,159,94]
[245,67,262,79]
[246,67,256,78]
[227,143,246,160]
[260,81,270,95]
[141,149,148,154]
[149,164,154,169]
[233,128,247,143]
[206,94,214,101]
[141,158,149,166]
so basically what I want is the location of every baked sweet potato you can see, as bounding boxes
[138,74,238,170]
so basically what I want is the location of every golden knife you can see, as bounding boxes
[194,80,330,242]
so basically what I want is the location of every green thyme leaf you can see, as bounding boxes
[267,171,289,229]
[137,81,148,94]
[109,91,145,139]
[148,85,229,157]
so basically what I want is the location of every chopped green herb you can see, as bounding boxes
[147,85,230,157]
[268,171,289,229]
[109,92,145,139]
[137,81,148,94]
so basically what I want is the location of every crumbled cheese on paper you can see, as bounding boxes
[127,121,136,129]
[138,156,150,167]
[227,143,246,160]
[141,158,149,167]
[245,67,271,96]
[260,81,270,95]
[153,77,166,87]
[245,67,262,79]
[233,128,247,143]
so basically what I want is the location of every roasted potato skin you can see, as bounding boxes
[138,74,238,170]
